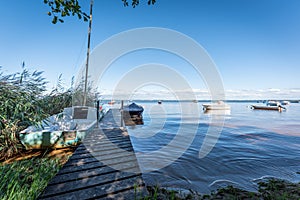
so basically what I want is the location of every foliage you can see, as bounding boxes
[0,65,48,128]
[0,65,73,159]
[43,0,157,24]
[72,76,96,107]
[40,74,73,116]
[0,158,62,200]
[0,64,49,158]
[0,121,24,159]
[43,0,89,24]
[122,0,156,8]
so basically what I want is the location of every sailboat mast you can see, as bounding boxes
[83,0,94,106]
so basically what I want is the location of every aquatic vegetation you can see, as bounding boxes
[144,179,300,199]
[0,66,48,159]
[0,65,73,160]
[258,179,300,200]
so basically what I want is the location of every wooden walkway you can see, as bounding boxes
[39,109,147,200]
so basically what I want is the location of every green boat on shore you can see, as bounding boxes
[19,106,109,149]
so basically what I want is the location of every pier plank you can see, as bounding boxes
[39,109,147,199]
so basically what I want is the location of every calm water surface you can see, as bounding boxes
[127,101,300,193]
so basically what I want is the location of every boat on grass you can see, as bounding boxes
[19,106,109,149]
[202,101,230,111]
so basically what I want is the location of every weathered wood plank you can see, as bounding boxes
[40,176,145,200]
[69,146,133,160]
[79,138,132,148]
[42,170,141,196]
[39,109,147,199]
[57,156,139,176]
[50,164,140,185]
[64,150,137,167]
[75,144,133,155]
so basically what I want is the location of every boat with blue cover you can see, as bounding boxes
[123,102,144,116]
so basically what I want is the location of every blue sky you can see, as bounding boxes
[0,0,300,99]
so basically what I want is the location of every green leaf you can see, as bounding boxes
[52,16,58,24]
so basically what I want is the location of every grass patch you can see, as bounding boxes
[0,157,63,200]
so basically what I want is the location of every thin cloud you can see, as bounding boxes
[100,88,300,100]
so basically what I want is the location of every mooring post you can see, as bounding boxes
[120,100,124,127]
[96,100,100,127]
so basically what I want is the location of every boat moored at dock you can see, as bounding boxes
[123,102,144,116]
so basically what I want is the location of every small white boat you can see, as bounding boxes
[202,101,230,110]
[266,100,280,106]
[250,100,286,112]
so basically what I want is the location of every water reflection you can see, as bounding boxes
[123,111,144,126]
[128,101,300,193]
[203,109,231,115]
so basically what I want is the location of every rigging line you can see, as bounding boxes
[72,33,88,73]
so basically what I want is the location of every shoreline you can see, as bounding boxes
[145,178,300,199]
[1,148,299,199]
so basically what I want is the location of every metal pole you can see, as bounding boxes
[83,0,94,106]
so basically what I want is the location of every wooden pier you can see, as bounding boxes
[39,109,147,200]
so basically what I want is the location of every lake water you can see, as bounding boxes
[127,101,300,193]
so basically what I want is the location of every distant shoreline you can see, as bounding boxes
[101,99,300,103]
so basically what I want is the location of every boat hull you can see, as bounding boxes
[250,105,285,111]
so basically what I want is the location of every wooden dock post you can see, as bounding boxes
[120,100,125,128]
